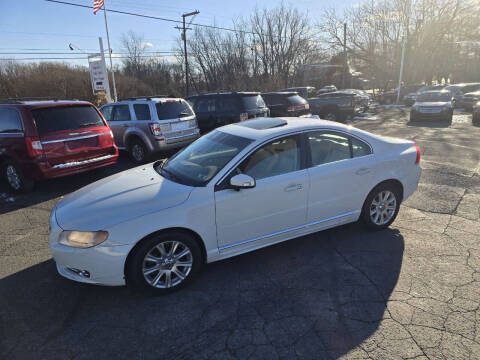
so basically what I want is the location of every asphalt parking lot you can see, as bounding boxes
[1,107,480,360]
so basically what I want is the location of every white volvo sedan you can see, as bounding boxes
[49,117,421,293]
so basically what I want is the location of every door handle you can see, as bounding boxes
[356,167,371,175]
[122,124,129,128]
[284,184,303,192]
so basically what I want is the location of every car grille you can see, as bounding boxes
[419,107,441,113]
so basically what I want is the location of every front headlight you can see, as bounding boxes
[58,231,108,248]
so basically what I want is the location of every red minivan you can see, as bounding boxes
[0,100,118,192]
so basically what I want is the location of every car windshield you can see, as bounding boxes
[241,95,266,110]
[156,131,253,186]
[32,105,104,136]
[416,92,451,102]
[155,100,193,120]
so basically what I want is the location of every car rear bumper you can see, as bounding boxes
[40,152,118,179]
[152,132,200,151]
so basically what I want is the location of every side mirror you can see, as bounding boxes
[230,174,256,190]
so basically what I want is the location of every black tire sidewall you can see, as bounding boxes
[4,160,34,193]
[361,183,401,230]
[129,140,149,164]
[127,231,203,294]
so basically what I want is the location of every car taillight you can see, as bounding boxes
[414,143,421,164]
[25,136,44,158]
[305,103,310,110]
[240,112,248,121]
[150,123,162,136]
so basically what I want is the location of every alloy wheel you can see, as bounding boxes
[6,165,21,190]
[142,241,193,289]
[370,190,397,226]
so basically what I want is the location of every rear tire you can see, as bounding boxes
[127,231,203,294]
[361,183,401,230]
[323,110,339,122]
[128,139,149,164]
[3,161,34,193]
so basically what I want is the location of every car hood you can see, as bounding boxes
[415,101,450,107]
[55,165,193,231]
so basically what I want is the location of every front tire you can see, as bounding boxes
[127,231,203,294]
[4,161,34,193]
[361,183,401,230]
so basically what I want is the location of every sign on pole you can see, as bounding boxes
[88,40,112,102]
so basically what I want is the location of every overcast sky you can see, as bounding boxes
[0,0,358,66]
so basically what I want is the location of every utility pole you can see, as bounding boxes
[342,23,347,89]
[176,10,199,97]
[396,0,410,104]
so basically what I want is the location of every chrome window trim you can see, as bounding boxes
[219,210,356,251]
[0,132,24,136]
[41,131,110,145]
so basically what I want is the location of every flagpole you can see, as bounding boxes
[103,0,118,102]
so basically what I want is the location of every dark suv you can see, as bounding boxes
[186,92,269,132]
[261,92,311,117]
[0,100,118,192]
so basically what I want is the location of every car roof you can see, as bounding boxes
[217,117,367,142]
[187,92,259,98]
[0,100,92,109]
[110,97,183,105]
[262,91,298,96]
[419,90,450,94]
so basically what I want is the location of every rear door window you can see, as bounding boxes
[307,132,351,166]
[32,106,105,136]
[100,105,113,121]
[217,97,240,112]
[241,95,266,110]
[193,98,216,113]
[0,108,23,132]
[155,100,193,120]
[133,104,151,120]
[287,95,308,105]
[112,105,131,121]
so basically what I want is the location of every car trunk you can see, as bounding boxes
[31,105,115,167]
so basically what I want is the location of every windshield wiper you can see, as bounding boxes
[178,112,190,117]
[159,166,182,183]
[0,129,21,133]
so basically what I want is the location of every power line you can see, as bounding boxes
[0,51,177,55]
[0,55,179,61]
[44,0,255,35]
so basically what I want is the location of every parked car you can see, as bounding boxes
[403,84,446,106]
[410,90,453,122]
[308,91,357,122]
[279,86,316,100]
[0,100,118,192]
[445,83,480,108]
[379,85,423,105]
[459,91,480,111]
[100,97,200,164]
[186,92,269,133]
[472,101,480,125]
[49,116,421,293]
[343,89,371,111]
[261,92,311,117]
[317,85,337,95]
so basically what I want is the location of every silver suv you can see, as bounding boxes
[100,97,200,163]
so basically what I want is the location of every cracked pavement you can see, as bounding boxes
[1,108,479,359]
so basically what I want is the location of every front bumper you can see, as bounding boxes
[49,211,131,286]
[411,110,450,120]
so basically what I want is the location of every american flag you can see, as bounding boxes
[93,0,104,14]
